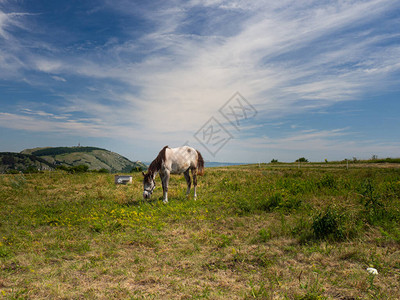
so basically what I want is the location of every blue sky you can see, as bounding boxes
[0,0,399,163]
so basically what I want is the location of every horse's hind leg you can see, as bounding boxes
[184,169,191,197]
[191,168,197,200]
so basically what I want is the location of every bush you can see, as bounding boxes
[359,179,381,210]
[258,193,283,212]
[312,207,344,241]
[235,197,253,214]
[24,166,40,174]
[318,173,336,189]
[56,164,89,173]
[56,165,69,172]
[69,165,89,173]
[296,157,308,163]
[281,196,302,212]
[131,166,146,172]
[2,154,15,166]
[358,179,400,228]
[6,169,19,174]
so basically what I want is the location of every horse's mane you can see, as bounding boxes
[148,145,169,174]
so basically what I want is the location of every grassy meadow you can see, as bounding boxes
[1,164,400,299]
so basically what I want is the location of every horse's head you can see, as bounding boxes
[142,171,155,199]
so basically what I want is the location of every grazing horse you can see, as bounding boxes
[142,146,205,203]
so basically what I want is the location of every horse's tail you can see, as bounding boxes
[196,150,205,176]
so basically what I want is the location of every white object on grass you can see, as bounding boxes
[367,267,378,275]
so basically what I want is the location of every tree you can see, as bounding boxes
[296,157,308,163]
[70,165,89,173]
[131,166,146,172]
[25,166,39,173]
[2,154,15,166]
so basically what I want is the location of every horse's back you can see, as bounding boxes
[165,146,198,174]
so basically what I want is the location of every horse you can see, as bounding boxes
[142,145,204,203]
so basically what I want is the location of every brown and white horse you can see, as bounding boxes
[142,146,204,203]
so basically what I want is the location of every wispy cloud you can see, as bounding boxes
[0,10,27,39]
[0,109,146,140]
[51,75,66,82]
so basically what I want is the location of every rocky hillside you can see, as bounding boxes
[17,146,146,173]
[0,152,55,173]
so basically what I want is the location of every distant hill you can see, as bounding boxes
[18,146,146,173]
[0,152,55,173]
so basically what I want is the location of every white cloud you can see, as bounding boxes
[0,10,31,39]
[0,110,146,140]
[34,59,63,73]
[0,10,12,39]
[51,75,67,82]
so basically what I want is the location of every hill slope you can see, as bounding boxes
[0,152,55,173]
[21,146,146,173]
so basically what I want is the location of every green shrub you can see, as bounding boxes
[281,196,302,212]
[6,169,19,174]
[56,165,70,172]
[56,164,89,173]
[312,207,344,241]
[296,157,308,163]
[357,179,395,226]
[281,177,312,195]
[131,166,146,172]
[0,245,12,258]
[292,216,312,242]
[258,192,283,212]
[235,197,253,214]
[70,165,89,173]
[318,173,336,189]
[24,165,40,173]
[359,179,381,210]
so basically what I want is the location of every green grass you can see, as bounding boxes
[1,166,400,299]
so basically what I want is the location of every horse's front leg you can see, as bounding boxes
[184,169,191,197]
[161,171,170,203]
